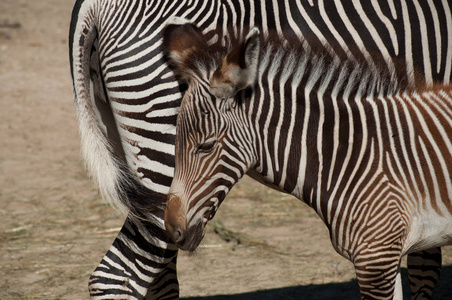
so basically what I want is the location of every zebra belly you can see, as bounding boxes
[403,212,452,255]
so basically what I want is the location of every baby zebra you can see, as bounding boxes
[162,21,452,300]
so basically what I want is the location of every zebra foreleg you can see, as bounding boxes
[407,247,442,300]
[393,271,403,300]
[89,215,179,300]
[354,258,402,300]
[354,247,442,300]
[350,234,404,300]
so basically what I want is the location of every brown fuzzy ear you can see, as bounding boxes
[162,19,208,80]
[209,28,260,99]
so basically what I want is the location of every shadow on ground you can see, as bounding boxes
[183,266,452,300]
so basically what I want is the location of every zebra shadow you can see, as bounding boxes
[182,265,452,300]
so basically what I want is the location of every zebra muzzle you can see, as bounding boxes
[164,195,187,245]
[164,195,205,251]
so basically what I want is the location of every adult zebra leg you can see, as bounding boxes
[145,255,179,299]
[407,247,442,300]
[89,214,179,300]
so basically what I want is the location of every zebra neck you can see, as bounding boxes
[247,42,405,219]
[248,91,366,207]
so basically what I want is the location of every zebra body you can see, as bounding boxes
[162,23,452,299]
[69,0,451,298]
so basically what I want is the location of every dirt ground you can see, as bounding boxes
[0,1,451,299]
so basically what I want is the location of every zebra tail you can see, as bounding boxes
[69,0,165,216]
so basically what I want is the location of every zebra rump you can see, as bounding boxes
[69,0,165,216]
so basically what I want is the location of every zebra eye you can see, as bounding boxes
[197,139,217,153]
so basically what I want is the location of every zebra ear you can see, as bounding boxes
[162,19,208,81]
[210,28,260,99]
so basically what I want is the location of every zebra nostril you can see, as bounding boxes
[174,228,185,244]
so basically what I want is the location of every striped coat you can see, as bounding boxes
[162,22,452,299]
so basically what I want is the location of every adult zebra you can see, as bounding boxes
[69,0,452,298]
[162,22,452,300]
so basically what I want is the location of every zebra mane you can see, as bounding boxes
[261,35,403,99]
[199,29,409,99]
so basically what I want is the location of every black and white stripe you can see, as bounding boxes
[69,0,451,298]
[164,25,452,299]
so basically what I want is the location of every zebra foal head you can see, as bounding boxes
[162,21,260,251]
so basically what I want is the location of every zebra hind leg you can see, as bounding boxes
[89,215,179,300]
[407,247,442,300]
[145,255,179,299]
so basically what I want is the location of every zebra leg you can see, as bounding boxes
[353,241,403,300]
[407,247,442,300]
[393,271,403,300]
[367,248,442,300]
[354,262,401,299]
[145,255,179,299]
[89,214,179,300]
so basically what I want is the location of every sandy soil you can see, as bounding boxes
[0,1,451,299]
